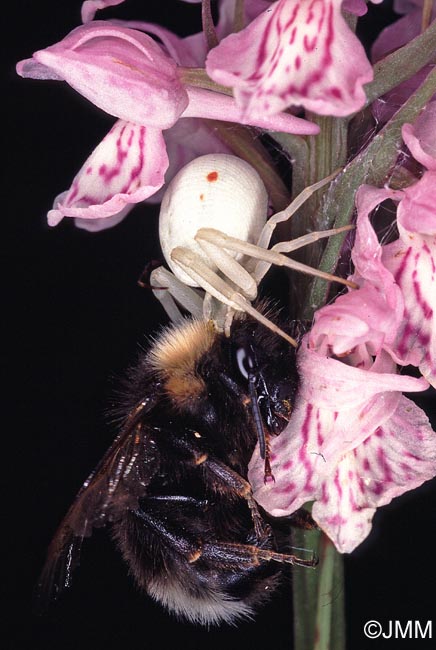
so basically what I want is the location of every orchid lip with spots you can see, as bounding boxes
[248,341,435,553]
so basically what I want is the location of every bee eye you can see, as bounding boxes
[236,347,255,380]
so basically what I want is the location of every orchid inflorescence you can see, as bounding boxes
[18,0,435,565]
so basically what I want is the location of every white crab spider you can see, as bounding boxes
[150,153,354,346]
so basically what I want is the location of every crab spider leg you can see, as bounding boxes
[255,169,341,251]
[254,224,355,285]
[150,266,204,322]
[195,228,357,289]
[270,225,353,255]
[170,247,298,346]
[194,237,258,301]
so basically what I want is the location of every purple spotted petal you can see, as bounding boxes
[248,342,433,553]
[16,22,188,129]
[47,120,168,228]
[311,397,436,552]
[309,283,404,361]
[206,0,373,117]
[351,181,436,385]
[309,185,405,360]
[382,174,436,385]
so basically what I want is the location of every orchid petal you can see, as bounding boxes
[352,185,402,288]
[311,397,436,552]
[341,0,368,15]
[81,0,126,23]
[402,102,436,171]
[309,284,404,360]
[382,177,436,385]
[249,342,433,553]
[16,58,63,81]
[17,22,188,129]
[182,86,319,134]
[206,0,373,117]
[351,181,436,385]
[309,185,405,359]
[394,0,423,12]
[47,120,168,228]
[371,9,424,64]
[108,19,206,66]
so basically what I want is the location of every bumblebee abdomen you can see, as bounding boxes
[114,505,282,626]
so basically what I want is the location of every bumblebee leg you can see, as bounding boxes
[131,502,204,563]
[201,455,269,541]
[201,542,318,569]
[160,431,270,542]
[130,505,316,569]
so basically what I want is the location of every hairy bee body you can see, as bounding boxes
[37,310,309,625]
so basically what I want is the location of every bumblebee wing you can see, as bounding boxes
[35,396,159,611]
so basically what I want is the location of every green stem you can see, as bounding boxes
[285,114,348,316]
[292,527,345,650]
[305,114,348,237]
[269,132,309,200]
[307,115,348,188]
[314,534,346,650]
[364,18,436,108]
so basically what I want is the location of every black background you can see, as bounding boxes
[4,1,436,649]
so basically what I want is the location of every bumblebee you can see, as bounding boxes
[36,309,316,625]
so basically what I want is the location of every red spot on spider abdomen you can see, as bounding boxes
[206,171,219,182]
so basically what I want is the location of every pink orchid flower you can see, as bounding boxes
[17,21,317,228]
[248,340,435,553]
[248,198,435,553]
[205,0,374,118]
[314,103,436,385]
[352,105,436,387]
[249,104,436,553]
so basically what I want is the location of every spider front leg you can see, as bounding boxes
[149,265,204,323]
[170,247,299,346]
